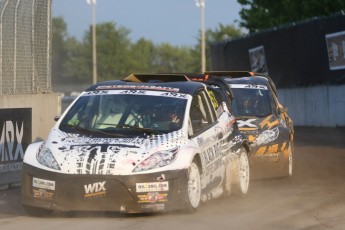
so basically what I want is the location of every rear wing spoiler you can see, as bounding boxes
[204,71,278,96]
[124,73,190,83]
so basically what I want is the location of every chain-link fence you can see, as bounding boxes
[0,0,51,95]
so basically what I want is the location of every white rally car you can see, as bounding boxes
[21,74,250,215]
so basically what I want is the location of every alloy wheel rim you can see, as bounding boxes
[188,163,201,208]
[239,152,249,194]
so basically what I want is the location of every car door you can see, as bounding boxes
[257,86,291,159]
[189,89,228,199]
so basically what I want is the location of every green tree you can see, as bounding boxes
[63,22,133,83]
[52,17,90,87]
[62,37,89,82]
[194,23,244,71]
[207,23,243,43]
[51,17,68,83]
[128,38,155,74]
[52,18,244,85]
[237,0,345,32]
[152,43,197,73]
[89,22,132,81]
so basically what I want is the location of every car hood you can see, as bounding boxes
[236,114,282,147]
[44,128,188,175]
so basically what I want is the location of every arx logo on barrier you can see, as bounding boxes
[0,121,24,162]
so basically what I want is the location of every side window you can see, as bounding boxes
[207,88,226,118]
[189,91,215,134]
[267,88,279,115]
[64,96,99,129]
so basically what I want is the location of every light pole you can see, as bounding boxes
[86,0,97,84]
[195,0,206,72]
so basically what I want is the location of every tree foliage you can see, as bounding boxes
[194,23,244,71]
[51,17,68,83]
[52,17,243,86]
[237,0,345,32]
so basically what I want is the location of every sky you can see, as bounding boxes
[52,0,242,47]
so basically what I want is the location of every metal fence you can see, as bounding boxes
[0,0,51,95]
[278,85,345,127]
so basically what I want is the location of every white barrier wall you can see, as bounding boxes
[278,85,345,127]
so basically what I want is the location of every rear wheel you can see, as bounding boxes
[185,160,201,212]
[233,147,250,196]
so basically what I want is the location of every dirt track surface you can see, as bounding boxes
[1,127,345,230]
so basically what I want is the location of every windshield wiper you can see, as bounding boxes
[63,124,126,137]
[236,115,258,119]
[96,123,163,135]
[63,123,94,135]
[90,129,126,137]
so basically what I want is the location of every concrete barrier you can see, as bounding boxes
[0,93,61,187]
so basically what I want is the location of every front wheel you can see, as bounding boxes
[185,160,201,213]
[232,147,250,196]
[285,140,294,177]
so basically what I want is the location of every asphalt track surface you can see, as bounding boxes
[0,127,345,230]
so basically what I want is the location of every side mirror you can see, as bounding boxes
[278,107,288,114]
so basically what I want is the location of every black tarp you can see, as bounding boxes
[210,12,345,88]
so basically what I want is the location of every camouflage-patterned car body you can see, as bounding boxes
[204,72,294,179]
[21,74,250,215]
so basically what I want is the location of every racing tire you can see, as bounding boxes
[185,160,201,213]
[22,205,53,217]
[285,140,294,178]
[232,147,250,197]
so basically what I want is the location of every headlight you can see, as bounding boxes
[133,147,179,172]
[36,145,61,170]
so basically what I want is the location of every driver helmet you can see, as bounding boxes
[239,94,257,113]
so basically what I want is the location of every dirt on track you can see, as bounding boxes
[0,126,345,230]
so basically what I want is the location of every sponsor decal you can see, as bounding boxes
[252,127,279,147]
[259,115,279,129]
[202,142,222,165]
[96,85,180,92]
[138,192,168,203]
[120,90,146,95]
[84,181,106,198]
[136,181,169,192]
[197,137,204,146]
[237,119,257,128]
[207,90,219,109]
[229,84,268,90]
[255,142,288,161]
[33,188,54,200]
[227,117,236,126]
[160,92,188,98]
[84,90,108,96]
[33,177,56,190]
[0,108,31,174]
[141,203,165,211]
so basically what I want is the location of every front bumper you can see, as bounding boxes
[21,163,189,213]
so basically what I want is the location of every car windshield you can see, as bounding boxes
[230,85,272,117]
[59,92,187,136]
